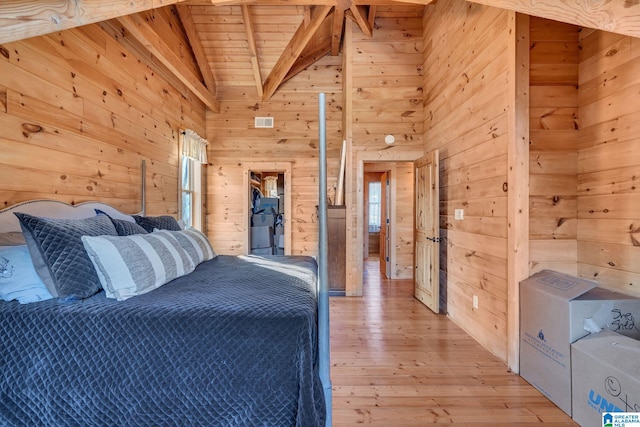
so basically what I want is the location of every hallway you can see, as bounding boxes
[329,260,577,426]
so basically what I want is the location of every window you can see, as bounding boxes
[368,182,381,233]
[179,129,207,231]
[180,156,197,229]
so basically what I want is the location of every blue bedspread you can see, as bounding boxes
[0,255,325,426]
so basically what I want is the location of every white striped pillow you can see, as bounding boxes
[154,228,216,267]
[81,232,195,301]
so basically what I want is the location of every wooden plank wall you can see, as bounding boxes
[206,6,343,256]
[422,0,511,361]
[346,5,425,294]
[0,7,206,214]
[528,18,580,275]
[350,7,424,150]
[577,29,640,294]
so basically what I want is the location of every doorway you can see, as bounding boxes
[243,162,292,256]
[362,162,414,282]
[363,171,387,276]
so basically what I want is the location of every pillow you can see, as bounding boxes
[132,215,181,233]
[0,245,53,304]
[95,209,148,236]
[81,232,195,301]
[155,228,217,267]
[14,213,117,299]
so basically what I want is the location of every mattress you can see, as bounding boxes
[0,255,325,426]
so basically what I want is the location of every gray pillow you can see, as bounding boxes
[14,213,117,299]
[95,210,148,236]
[111,219,148,236]
[132,215,181,233]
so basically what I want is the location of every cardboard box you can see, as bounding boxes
[256,197,278,215]
[520,270,640,416]
[251,247,273,256]
[571,330,640,427]
[252,214,275,227]
[250,226,273,249]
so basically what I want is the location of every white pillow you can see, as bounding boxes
[0,245,53,304]
[81,232,195,301]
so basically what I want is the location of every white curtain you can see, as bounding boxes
[181,129,208,164]
[263,176,278,197]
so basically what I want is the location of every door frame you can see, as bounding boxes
[353,149,424,296]
[243,162,292,255]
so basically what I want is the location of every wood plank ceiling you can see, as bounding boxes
[1,1,638,107]
[0,1,430,108]
[182,2,420,100]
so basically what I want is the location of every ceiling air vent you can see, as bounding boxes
[254,117,274,128]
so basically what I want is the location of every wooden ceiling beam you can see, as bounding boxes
[186,0,424,6]
[283,42,332,83]
[262,5,333,101]
[303,6,312,27]
[348,5,372,37]
[368,5,377,30]
[116,13,219,112]
[175,5,218,97]
[0,0,188,44]
[331,8,345,56]
[466,0,640,39]
[241,5,264,98]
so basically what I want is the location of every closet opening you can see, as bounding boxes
[244,162,292,256]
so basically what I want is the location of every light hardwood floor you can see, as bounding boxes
[330,259,578,426]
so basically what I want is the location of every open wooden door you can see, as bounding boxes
[414,150,440,313]
[379,171,389,278]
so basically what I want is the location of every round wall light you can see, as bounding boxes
[384,134,395,145]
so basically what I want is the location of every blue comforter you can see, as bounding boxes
[0,255,325,426]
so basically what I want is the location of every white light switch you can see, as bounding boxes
[454,209,464,220]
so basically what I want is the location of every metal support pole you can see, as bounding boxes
[318,92,332,427]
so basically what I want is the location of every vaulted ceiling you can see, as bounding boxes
[179,3,426,102]
[1,0,639,111]
[188,3,370,101]
[0,1,432,111]
[111,2,430,111]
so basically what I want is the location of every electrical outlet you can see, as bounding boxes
[472,295,479,310]
[455,209,464,220]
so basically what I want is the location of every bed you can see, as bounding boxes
[0,199,327,426]
[0,94,333,426]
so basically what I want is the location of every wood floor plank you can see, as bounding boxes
[330,259,577,426]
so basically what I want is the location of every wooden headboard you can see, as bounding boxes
[0,200,136,233]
